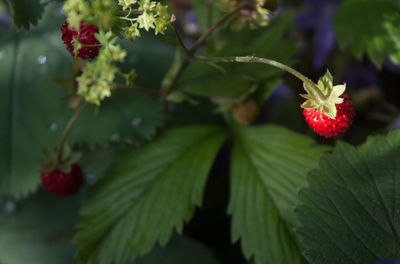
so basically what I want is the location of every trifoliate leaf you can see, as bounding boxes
[74,126,228,264]
[334,0,400,67]
[7,0,45,29]
[229,125,329,264]
[296,130,400,263]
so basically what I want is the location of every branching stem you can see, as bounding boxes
[165,2,248,97]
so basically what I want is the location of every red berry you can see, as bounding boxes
[303,93,355,138]
[41,163,84,196]
[61,21,100,59]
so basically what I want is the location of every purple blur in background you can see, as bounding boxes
[342,63,380,90]
[296,0,341,71]
[376,260,400,264]
[0,11,10,25]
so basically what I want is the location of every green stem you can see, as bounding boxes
[169,23,190,56]
[189,2,247,53]
[119,17,137,22]
[195,55,328,101]
[165,2,248,97]
[114,84,162,97]
[57,104,90,164]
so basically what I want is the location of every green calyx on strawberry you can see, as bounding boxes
[41,144,82,174]
[300,70,346,119]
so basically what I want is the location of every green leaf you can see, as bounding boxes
[296,130,400,263]
[384,14,400,65]
[229,125,329,264]
[0,191,220,264]
[135,236,221,264]
[0,14,71,197]
[0,5,167,198]
[192,0,223,33]
[0,192,79,264]
[334,0,400,67]
[7,0,45,29]
[179,12,299,98]
[74,126,228,264]
[70,93,163,145]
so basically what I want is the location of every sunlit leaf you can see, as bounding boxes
[229,125,329,264]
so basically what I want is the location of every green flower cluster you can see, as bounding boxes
[63,0,119,31]
[119,0,171,42]
[77,31,127,105]
[63,0,171,105]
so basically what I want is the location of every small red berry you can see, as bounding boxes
[303,93,355,138]
[61,21,100,59]
[41,163,84,196]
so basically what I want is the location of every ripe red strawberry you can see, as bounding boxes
[61,21,100,59]
[41,163,84,196]
[303,93,355,138]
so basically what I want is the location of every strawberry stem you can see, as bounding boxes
[194,55,328,102]
[57,104,90,164]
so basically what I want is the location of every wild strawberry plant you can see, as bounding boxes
[1,0,400,263]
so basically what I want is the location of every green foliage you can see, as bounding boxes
[192,0,223,32]
[135,236,221,264]
[229,125,329,264]
[0,192,220,264]
[296,130,400,263]
[179,12,299,98]
[334,0,400,67]
[74,126,228,264]
[0,4,166,198]
[6,0,45,29]
[70,93,163,145]
[0,192,79,264]
[0,22,70,197]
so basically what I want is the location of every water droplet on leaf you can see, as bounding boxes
[38,55,47,64]
[4,201,15,213]
[131,117,142,127]
[109,133,120,142]
[86,172,97,184]
[49,122,58,132]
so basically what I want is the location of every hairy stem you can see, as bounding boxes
[195,55,328,101]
